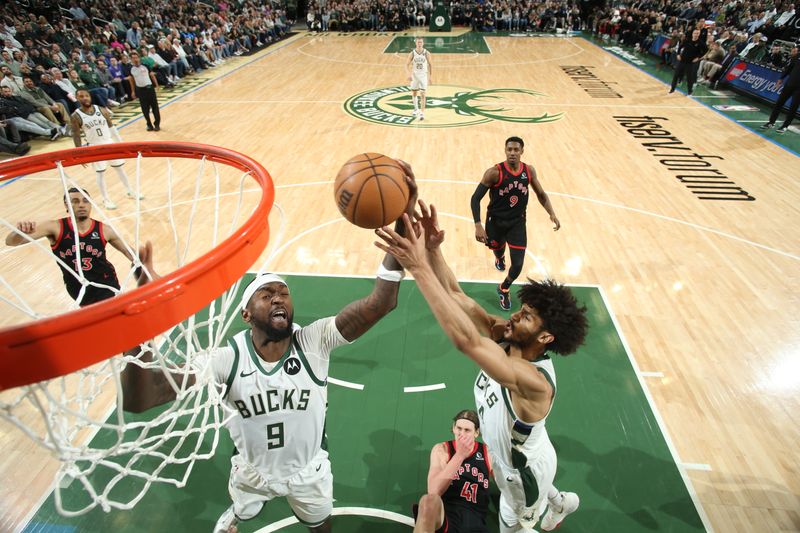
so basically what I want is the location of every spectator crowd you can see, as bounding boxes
[2,0,798,154]
[1,0,294,154]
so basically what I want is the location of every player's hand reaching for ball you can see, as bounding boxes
[375,214,427,272]
[416,199,445,250]
[395,159,419,216]
[135,240,161,286]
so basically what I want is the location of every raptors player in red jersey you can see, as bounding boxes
[5,187,134,306]
[470,137,560,311]
[414,410,493,533]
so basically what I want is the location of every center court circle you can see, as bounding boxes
[343,84,564,128]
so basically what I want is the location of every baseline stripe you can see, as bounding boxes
[328,376,365,390]
[404,383,446,393]
[255,506,414,532]
[681,463,713,471]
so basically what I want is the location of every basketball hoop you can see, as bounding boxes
[0,141,274,515]
[0,141,273,390]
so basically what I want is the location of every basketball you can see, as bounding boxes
[333,153,409,229]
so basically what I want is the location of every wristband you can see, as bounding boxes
[377,263,404,283]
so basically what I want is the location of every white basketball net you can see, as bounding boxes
[0,150,267,515]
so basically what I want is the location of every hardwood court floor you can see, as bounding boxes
[1,31,798,532]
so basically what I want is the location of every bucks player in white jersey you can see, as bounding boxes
[375,199,588,533]
[70,88,143,210]
[406,37,432,120]
[121,165,419,533]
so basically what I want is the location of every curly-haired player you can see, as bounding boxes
[375,199,588,533]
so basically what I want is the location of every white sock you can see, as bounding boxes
[113,166,132,192]
[548,487,564,510]
[96,171,110,202]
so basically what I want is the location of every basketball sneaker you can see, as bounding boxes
[540,492,580,531]
[497,285,511,311]
[419,113,424,121]
[759,122,774,130]
[776,126,788,134]
[213,505,239,533]
[127,191,145,200]
[103,199,118,210]
[494,256,506,271]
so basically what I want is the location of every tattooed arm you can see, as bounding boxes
[334,162,418,342]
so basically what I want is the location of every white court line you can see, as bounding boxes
[736,120,766,123]
[328,376,365,390]
[404,383,446,393]
[598,286,714,532]
[296,37,480,66]
[255,506,414,532]
[173,99,699,110]
[264,180,800,263]
[296,33,585,68]
[3,178,795,263]
[550,191,800,261]
[640,371,665,378]
[681,463,714,471]
[172,99,342,104]
[691,95,732,98]
[264,270,599,288]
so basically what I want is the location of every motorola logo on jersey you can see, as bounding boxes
[344,84,563,128]
[284,358,301,375]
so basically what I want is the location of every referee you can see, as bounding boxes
[127,51,161,131]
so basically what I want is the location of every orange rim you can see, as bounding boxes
[0,142,274,391]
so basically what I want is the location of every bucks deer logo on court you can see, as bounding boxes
[344,85,563,128]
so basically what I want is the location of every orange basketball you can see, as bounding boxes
[333,153,409,229]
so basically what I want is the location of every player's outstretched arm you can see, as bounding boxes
[376,218,548,396]
[334,166,418,342]
[417,200,499,336]
[5,220,59,247]
[120,242,195,413]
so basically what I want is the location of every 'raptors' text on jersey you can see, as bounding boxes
[51,218,120,302]
[487,162,531,220]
